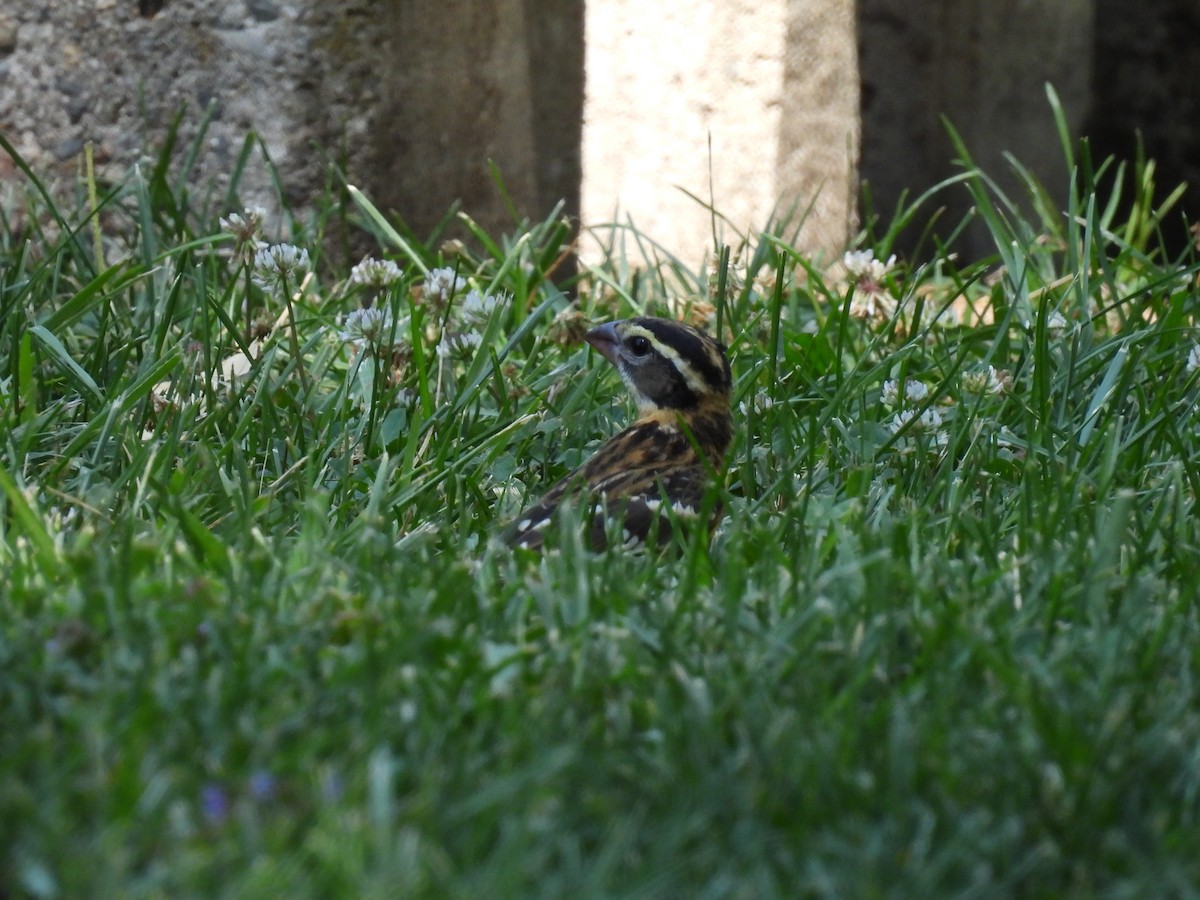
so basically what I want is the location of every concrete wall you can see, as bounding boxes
[0,0,581,245]
[1,0,1197,264]
[580,0,859,266]
[356,0,583,238]
[0,0,306,221]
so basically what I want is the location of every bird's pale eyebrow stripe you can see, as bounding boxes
[623,324,711,396]
[639,320,729,393]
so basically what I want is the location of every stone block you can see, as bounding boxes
[581,0,860,267]
[0,0,583,250]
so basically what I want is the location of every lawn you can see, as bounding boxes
[2,107,1200,897]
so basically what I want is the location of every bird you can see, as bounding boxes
[503,316,733,551]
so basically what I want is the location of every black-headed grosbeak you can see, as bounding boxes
[503,316,733,550]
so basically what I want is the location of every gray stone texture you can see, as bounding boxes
[360,0,583,237]
[0,0,582,245]
[780,0,861,258]
[0,1,299,216]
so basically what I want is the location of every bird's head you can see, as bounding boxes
[584,317,731,415]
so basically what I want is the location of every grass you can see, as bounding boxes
[3,97,1200,897]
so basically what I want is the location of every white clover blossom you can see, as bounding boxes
[844,249,900,322]
[1044,310,1069,334]
[436,330,483,360]
[962,365,1013,395]
[849,291,897,322]
[881,379,930,407]
[546,307,590,345]
[1187,344,1200,374]
[843,249,897,282]
[339,307,404,349]
[738,393,775,418]
[888,405,949,454]
[220,207,267,265]
[889,406,943,436]
[349,257,402,288]
[220,207,266,241]
[252,243,310,295]
[424,267,467,303]
[460,288,505,324]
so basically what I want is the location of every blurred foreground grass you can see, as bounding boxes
[2,104,1200,896]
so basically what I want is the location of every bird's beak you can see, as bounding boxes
[584,321,622,366]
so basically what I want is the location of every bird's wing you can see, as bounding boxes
[584,464,712,549]
[505,461,713,551]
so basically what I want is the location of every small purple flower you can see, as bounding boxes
[322,770,345,803]
[248,770,277,802]
[201,783,230,825]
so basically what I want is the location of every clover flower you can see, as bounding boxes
[738,393,775,418]
[424,267,467,307]
[1187,344,1200,374]
[888,402,950,455]
[349,257,402,288]
[844,249,897,282]
[888,404,950,454]
[339,307,404,350]
[881,378,930,407]
[220,207,265,241]
[546,307,590,345]
[683,299,718,329]
[251,243,310,296]
[436,330,483,360]
[962,365,1013,396]
[843,249,900,323]
[460,288,506,325]
[500,361,530,400]
[220,207,267,265]
[849,292,896,321]
[889,406,943,436]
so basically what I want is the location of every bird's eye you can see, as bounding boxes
[628,336,652,356]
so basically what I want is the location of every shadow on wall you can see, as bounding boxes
[858,0,1198,261]
[360,0,583,245]
[1085,0,1200,257]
